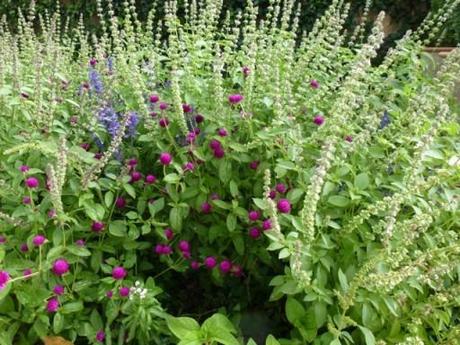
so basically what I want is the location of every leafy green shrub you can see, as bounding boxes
[0,0,459,345]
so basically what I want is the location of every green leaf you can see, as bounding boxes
[53,313,64,334]
[61,301,84,314]
[266,335,280,345]
[164,173,181,184]
[285,297,305,324]
[219,160,232,183]
[105,191,114,208]
[338,269,349,291]
[67,245,91,257]
[123,183,136,198]
[109,220,127,237]
[354,173,370,190]
[166,316,200,340]
[252,198,268,210]
[233,236,245,255]
[226,213,237,232]
[210,333,239,345]
[358,325,376,345]
[229,180,239,197]
[327,195,350,207]
[170,207,183,231]
[202,313,237,334]
[247,339,257,345]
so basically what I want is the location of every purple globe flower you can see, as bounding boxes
[248,227,261,239]
[161,245,172,255]
[209,139,222,150]
[46,298,59,313]
[231,264,243,277]
[23,268,33,277]
[262,219,272,231]
[190,261,200,270]
[217,128,228,137]
[178,240,190,253]
[159,117,169,127]
[48,209,56,218]
[219,260,232,273]
[23,196,31,205]
[269,190,276,199]
[345,135,353,142]
[149,94,160,103]
[32,235,46,246]
[277,199,291,213]
[52,259,70,276]
[204,256,217,269]
[276,183,287,194]
[310,79,320,89]
[19,165,30,172]
[186,131,196,144]
[0,235,6,244]
[96,330,105,342]
[159,102,168,110]
[249,161,259,170]
[91,221,105,233]
[145,174,157,184]
[195,114,204,123]
[106,290,113,299]
[115,197,126,208]
[0,271,10,290]
[112,266,127,280]
[75,239,85,246]
[89,58,97,66]
[128,158,138,167]
[53,285,65,296]
[248,210,260,222]
[159,152,172,165]
[313,115,325,126]
[119,287,130,297]
[20,243,29,252]
[25,177,39,188]
[201,202,212,214]
[182,104,193,113]
[164,228,174,241]
[228,94,244,104]
[130,171,142,182]
[242,66,251,77]
[183,162,194,172]
[213,147,225,159]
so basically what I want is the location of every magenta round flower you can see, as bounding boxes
[0,271,10,290]
[242,66,251,77]
[46,298,59,313]
[231,264,243,277]
[23,196,31,205]
[210,193,220,200]
[149,94,160,103]
[182,104,192,113]
[194,127,201,135]
[159,152,172,165]
[112,266,127,280]
[228,94,244,104]
[277,199,291,213]
[186,131,196,144]
[0,235,6,244]
[248,210,260,222]
[89,58,97,66]
[159,117,169,127]
[91,221,105,233]
[213,147,225,159]
[106,290,113,299]
[48,209,56,218]
[217,128,228,137]
[159,102,168,110]
[145,174,157,184]
[96,330,105,342]
[201,202,212,214]
[313,115,325,126]
[119,287,130,297]
[195,114,204,123]
[25,177,39,188]
[75,239,85,246]
[249,227,261,239]
[310,79,320,89]
[80,143,90,151]
[182,251,191,259]
[276,183,287,194]
[262,219,272,231]
[345,135,353,142]
[128,158,138,167]
[115,197,126,208]
[161,245,172,255]
[164,228,174,241]
[19,165,30,172]
[183,162,194,172]
[249,160,259,170]
[155,244,164,255]
[20,243,29,252]
[53,285,65,296]
[269,190,276,199]
[190,261,200,270]
[209,139,222,150]
[52,259,70,276]
[204,256,217,269]
[23,268,33,277]
[219,260,232,273]
[130,171,142,183]
[32,235,46,246]
[178,240,190,253]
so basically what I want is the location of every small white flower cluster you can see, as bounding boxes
[129,281,148,300]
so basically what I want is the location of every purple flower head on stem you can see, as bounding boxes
[277,199,291,213]
[130,171,142,183]
[112,266,127,280]
[23,196,31,204]
[217,128,228,137]
[249,227,261,239]
[96,330,105,342]
[0,236,6,244]
[204,256,217,269]
[345,135,353,142]
[32,235,46,246]
[219,260,232,273]
[25,177,39,188]
[23,268,33,277]
[145,174,156,184]
[106,290,113,299]
[262,219,272,231]
[276,183,287,194]
[183,162,194,172]
[52,259,70,276]
[228,94,244,104]
[75,239,85,246]
[248,210,260,222]
[201,202,212,214]
[0,271,10,290]
[91,221,105,233]
[209,139,222,150]
[159,152,172,165]
[313,115,325,126]
[19,165,30,172]
[159,102,168,110]
[242,66,251,77]
[53,285,65,296]
[159,117,169,127]
[164,228,174,241]
[182,104,193,113]
[119,286,130,297]
[149,94,160,103]
[190,261,200,270]
[195,114,204,123]
[47,298,59,313]
[89,58,97,66]
[20,243,29,252]
[115,197,126,208]
[249,161,259,170]
[213,147,225,159]
[48,209,56,218]
[178,240,190,253]
[310,79,320,89]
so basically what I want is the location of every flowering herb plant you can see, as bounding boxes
[0,0,459,344]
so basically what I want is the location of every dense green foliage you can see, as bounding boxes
[0,0,459,345]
